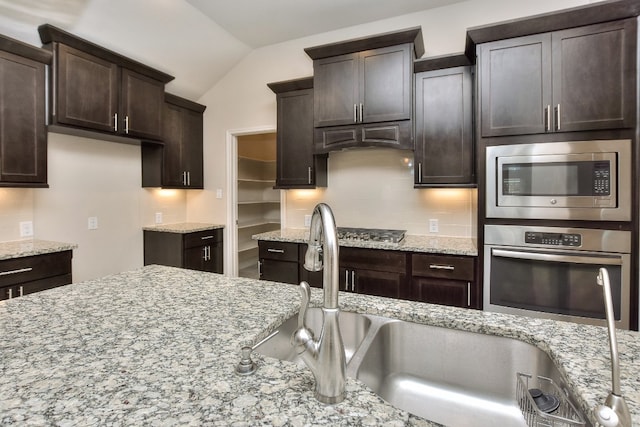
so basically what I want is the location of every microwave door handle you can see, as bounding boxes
[491,249,622,266]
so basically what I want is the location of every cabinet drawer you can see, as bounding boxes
[259,241,298,262]
[340,247,407,274]
[412,254,475,281]
[184,229,222,249]
[0,251,72,287]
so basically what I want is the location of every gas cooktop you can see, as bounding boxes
[336,227,406,244]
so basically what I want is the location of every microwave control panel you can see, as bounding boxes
[593,162,610,195]
[524,232,582,247]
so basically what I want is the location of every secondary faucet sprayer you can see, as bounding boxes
[594,267,631,427]
[291,203,346,404]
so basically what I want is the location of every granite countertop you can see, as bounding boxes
[0,239,77,261]
[142,222,225,234]
[0,266,638,426]
[253,228,478,256]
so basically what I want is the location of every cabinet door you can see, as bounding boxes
[276,88,316,187]
[360,44,412,123]
[313,53,359,127]
[479,34,552,137]
[161,102,184,187]
[120,68,164,140]
[354,269,405,299]
[260,259,298,284]
[0,51,47,184]
[56,43,118,132]
[412,277,473,308]
[184,246,206,271]
[181,107,204,188]
[552,19,636,132]
[415,66,473,186]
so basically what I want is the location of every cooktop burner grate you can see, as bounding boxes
[336,227,406,244]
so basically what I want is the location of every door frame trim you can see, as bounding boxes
[225,126,284,277]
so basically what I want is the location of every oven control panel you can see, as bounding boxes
[524,232,582,246]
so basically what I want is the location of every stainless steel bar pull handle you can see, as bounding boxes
[492,248,622,266]
[8,288,12,299]
[201,235,214,240]
[19,286,24,297]
[267,248,285,254]
[417,163,422,183]
[359,103,363,123]
[114,113,118,132]
[187,171,191,186]
[351,271,355,292]
[124,115,130,134]
[429,264,455,271]
[467,282,471,307]
[555,104,561,131]
[545,105,551,132]
[0,267,33,276]
[345,270,349,290]
[308,167,312,184]
[353,104,357,123]
[258,260,262,277]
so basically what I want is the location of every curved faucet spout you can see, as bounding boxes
[291,203,346,404]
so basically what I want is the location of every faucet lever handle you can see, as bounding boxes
[298,281,311,329]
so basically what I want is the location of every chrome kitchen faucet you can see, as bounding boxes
[291,203,346,404]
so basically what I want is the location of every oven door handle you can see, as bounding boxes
[491,248,622,266]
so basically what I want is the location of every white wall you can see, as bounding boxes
[191,0,590,250]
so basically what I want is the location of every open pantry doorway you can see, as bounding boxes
[233,131,281,279]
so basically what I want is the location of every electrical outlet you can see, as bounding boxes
[155,212,163,224]
[429,219,439,233]
[304,215,312,227]
[19,221,33,237]
[216,188,223,199]
[88,216,98,230]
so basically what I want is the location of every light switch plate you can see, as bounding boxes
[216,189,223,199]
[304,215,312,227]
[88,216,98,230]
[19,221,33,237]
[155,212,163,224]
[429,219,439,233]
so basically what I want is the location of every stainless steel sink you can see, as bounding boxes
[254,308,371,366]
[255,310,589,426]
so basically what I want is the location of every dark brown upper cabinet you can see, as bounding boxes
[305,27,424,153]
[142,94,206,189]
[0,35,51,187]
[414,55,474,187]
[267,77,327,189]
[478,18,636,137]
[39,24,173,142]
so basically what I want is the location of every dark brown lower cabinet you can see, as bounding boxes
[258,240,478,309]
[339,247,409,299]
[258,241,299,284]
[411,253,478,309]
[144,228,223,274]
[0,250,73,300]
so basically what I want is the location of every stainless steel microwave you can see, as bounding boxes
[486,140,631,221]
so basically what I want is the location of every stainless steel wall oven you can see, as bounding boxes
[486,139,631,221]
[484,225,631,329]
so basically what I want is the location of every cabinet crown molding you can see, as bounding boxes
[267,76,313,94]
[38,24,174,84]
[304,26,424,60]
[0,33,51,64]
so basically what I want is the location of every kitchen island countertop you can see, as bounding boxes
[253,228,478,256]
[0,238,77,261]
[1,265,638,426]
